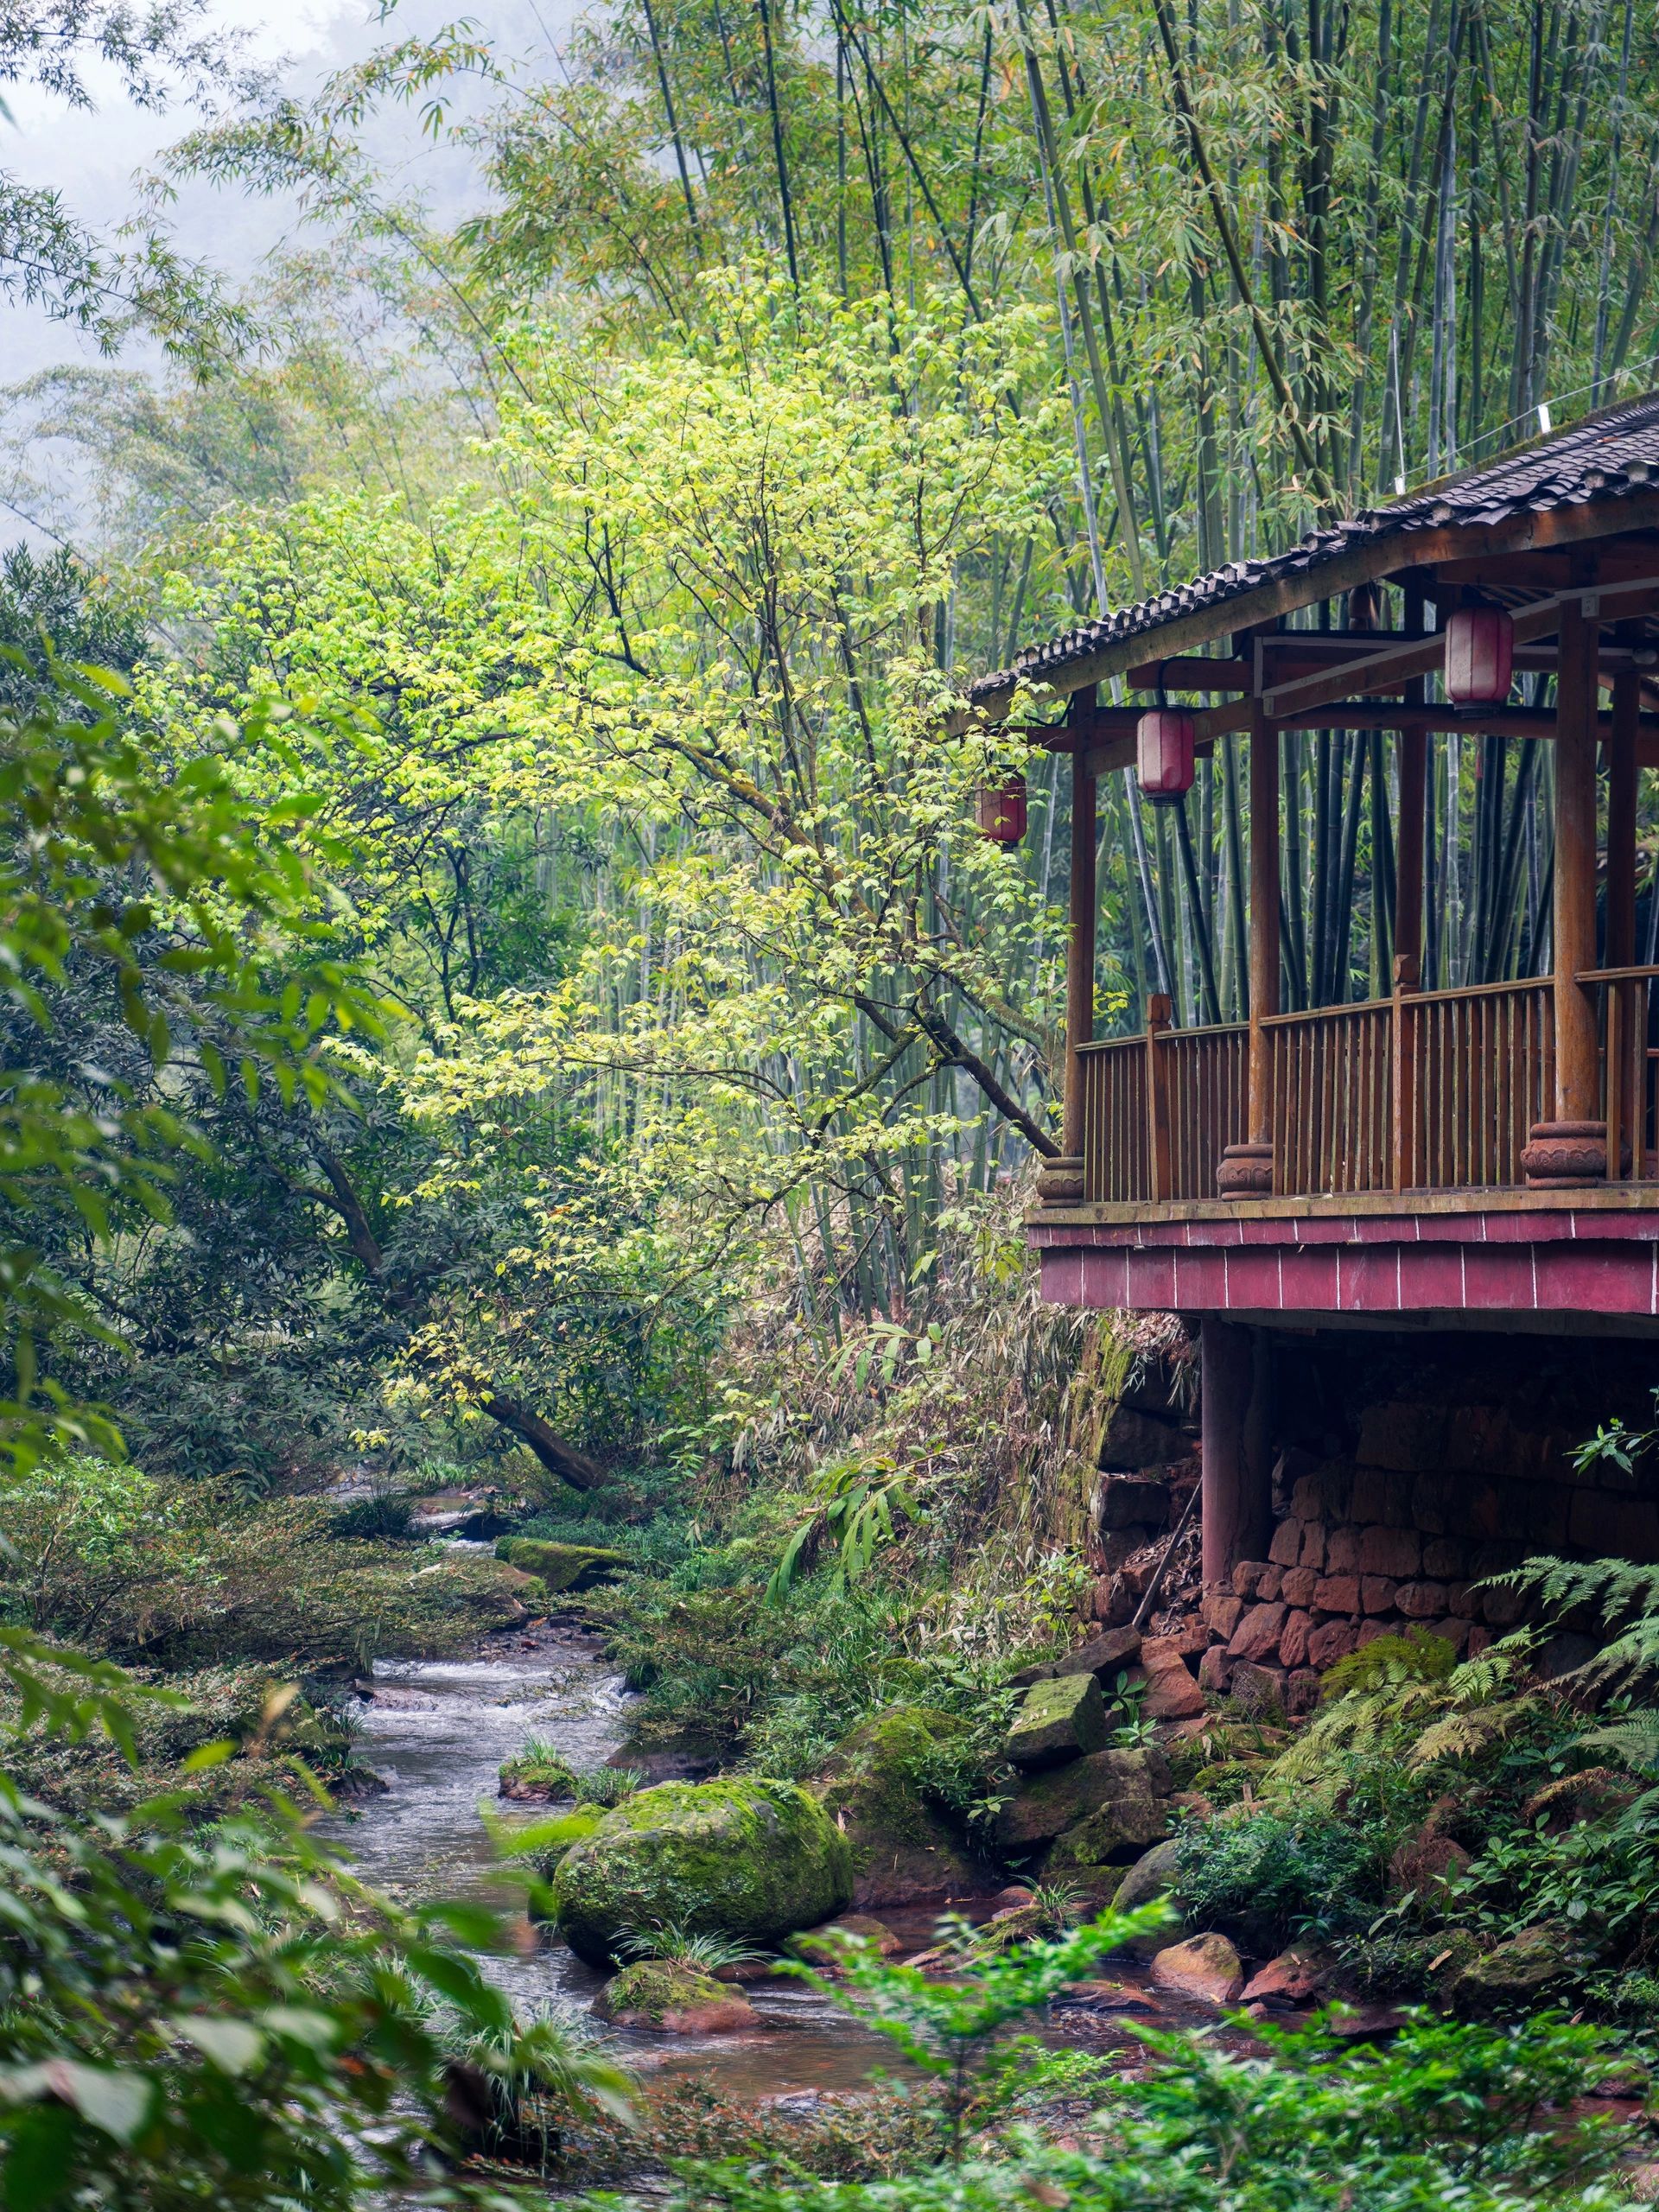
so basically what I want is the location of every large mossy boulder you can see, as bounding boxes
[809,1706,991,1907]
[494,1537,627,1592]
[1043,1751,1174,1884]
[552,1777,853,1964]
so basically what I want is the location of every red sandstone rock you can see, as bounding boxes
[1279,1566,1319,1608]
[1360,1576,1398,1615]
[1313,1573,1360,1613]
[1230,1660,1287,1714]
[1198,1644,1231,1694]
[1268,1520,1303,1567]
[1422,1536,1466,1578]
[1150,1933,1243,2005]
[1287,1668,1321,1716]
[1240,1943,1334,2006]
[1255,1566,1284,1602]
[1299,1522,1327,1570]
[1322,1525,1362,1573]
[1278,1609,1313,1669]
[1467,1624,1491,1656]
[1226,1602,1287,1662]
[1230,1560,1273,1599]
[1307,1619,1358,1668]
[1396,1580,1448,1618]
[1357,1525,1421,1578]
[1356,1618,1395,1646]
[1201,1589,1244,1640]
[1434,1617,1477,1655]
[1445,1580,1474,1616]
[1140,1637,1205,1719]
[1480,1581,1528,1626]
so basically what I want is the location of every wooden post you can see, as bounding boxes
[1395,584,1427,977]
[1147,993,1173,1199]
[1218,697,1277,1194]
[1039,735,1096,1207]
[1609,671,1639,967]
[1522,589,1605,1184]
[1200,1319,1272,1585]
[1608,671,1639,1185]
[1390,951,1421,1192]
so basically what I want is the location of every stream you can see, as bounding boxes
[318,1619,935,2101]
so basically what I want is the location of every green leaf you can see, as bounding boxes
[170,2018,265,2075]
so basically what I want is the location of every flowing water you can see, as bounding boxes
[317,1621,930,2098]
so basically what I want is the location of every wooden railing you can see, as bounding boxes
[1267,999,1392,1194]
[1402,976,1555,1190]
[1586,965,1659,1182]
[1074,966,1659,1205]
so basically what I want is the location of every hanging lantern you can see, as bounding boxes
[1136,709,1197,805]
[976,775,1027,844]
[1444,605,1516,706]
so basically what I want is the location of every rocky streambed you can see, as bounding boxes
[317,1606,1258,2164]
[319,1622,961,2098]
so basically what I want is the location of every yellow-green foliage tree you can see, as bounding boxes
[149,276,1090,1448]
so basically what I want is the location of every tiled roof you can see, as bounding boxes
[970,390,1659,703]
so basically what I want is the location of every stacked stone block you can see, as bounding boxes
[1200,1330,1659,1700]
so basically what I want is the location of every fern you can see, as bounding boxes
[1573,1710,1659,1772]
[1322,1628,1459,1698]
[1487,1556,1659,1690]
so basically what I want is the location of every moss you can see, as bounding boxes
[499,1749,582,1800]
[552,1777,854,1964]
[494,1538,627,1592]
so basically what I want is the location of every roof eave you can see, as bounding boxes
[964,481,1659,726]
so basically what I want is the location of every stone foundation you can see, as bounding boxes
[1203,1327,1659,1701]
[1094,1325,1659,1707]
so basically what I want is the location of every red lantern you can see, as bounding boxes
[1444,606,1515,706]
[1136,709,1196,804]
[976,776,1027,844]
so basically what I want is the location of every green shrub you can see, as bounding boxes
[1173,1808,1388,1948]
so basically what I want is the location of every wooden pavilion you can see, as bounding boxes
[969,392,1659,1582]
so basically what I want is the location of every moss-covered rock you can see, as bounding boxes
[552,1777,854,1964]
[499,1749,581,1802]
[1043,1752,1174,1884]
[786,1913,903,1968]
[1447,1924,1579,2016]
[1110,1838,1184,1955]
[591,1960,757,2033]
[1005,1673,1108,1769]
[494,1537,627,1592]
[995,1746,1173,1850]
[809,1706,990,1907]
[522,1805,607,1916]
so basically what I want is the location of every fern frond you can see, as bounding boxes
[1574,1709,1659,1771]
[1487,1554,1659,1631]
[1321,1628,1458,1697]
[1407,1695,1537,1770]
[1442,1630,1537,1703]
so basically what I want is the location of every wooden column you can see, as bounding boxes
[1218,698,1278,1194]
[1606,672,1640,1185]
[1200,1319,1272,1585]
[1608,671,1639,968]
[1040,741,1096,1206]
[1395,587,1428,975]
[1064,748,1097,1155]
[1523,592,1605,1184]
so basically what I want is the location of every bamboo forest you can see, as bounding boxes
[12,0,1659,2206]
